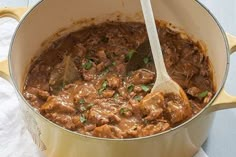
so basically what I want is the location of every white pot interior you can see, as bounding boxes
[10,0,228,95]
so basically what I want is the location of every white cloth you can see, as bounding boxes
[0,18,208,157]
[0,18,44,157]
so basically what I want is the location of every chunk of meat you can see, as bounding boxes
[164,93,192,124]
[115,63,126,75]
[124,125,142,138]
[118,87,128,99]
[144,108,163,121]
[93,124,123,138]
[141,122,170,136]
[40,96,76,114]
[24,92,37,102]
[162,44,179,67]
[84,124,96,132]
[129,69,155,85]
[133,86,142,93]
[73,83,97,102]
[26,87,50,100]
[200,63,210,77]
[96,62,105,72]
[187,87,201,97]
[107,74,121,88]
[174,63,199,79]
[88,101,118,126]
[139,92,164,117]
[181,45,197,59]
[102,89,115,98]
[108,114,121,123]
[45,113,78,130]
[96,50,108,63]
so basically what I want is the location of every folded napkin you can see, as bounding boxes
[0,18,208,157]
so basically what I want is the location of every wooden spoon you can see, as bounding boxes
[139,0,189,102]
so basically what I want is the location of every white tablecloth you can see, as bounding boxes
[0,18,208,157]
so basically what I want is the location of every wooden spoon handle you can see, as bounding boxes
[140,0,170,83]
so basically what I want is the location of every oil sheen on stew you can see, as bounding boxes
[23,21,215,138]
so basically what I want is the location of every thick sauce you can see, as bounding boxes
[23,22,214,138]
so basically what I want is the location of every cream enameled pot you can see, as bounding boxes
[1,0,236,157]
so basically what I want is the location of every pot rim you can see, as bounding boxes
[8,0,230,141]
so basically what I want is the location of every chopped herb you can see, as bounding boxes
[143,57,149,64]
[198,90,208,98]
[134,95,142,102]
[98,80,108,94]
[98,88,104,95]
[99,67,110,76]
[141,85,150,92]
[102,67,110,75]
[102,80,108,88]
[114,93,119,99]
[83,60,93,70]
[80,106,87,112]
[127,84,134,93]
[79,99,85,104]
[119,107,129,115]
[80,114,87,123]
[87,103,94,108]
[99,61,116,76]
[125,50,135,61]
[112,61,116,66]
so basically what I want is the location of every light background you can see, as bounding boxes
[0,0,236,157]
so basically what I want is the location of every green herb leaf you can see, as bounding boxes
[114,93,119,101]
[127,84,134,93]
[80,114,87,123]
[79,99,85,104]
[143,57,149,64]
[102,80,108,88]
[100,67,110,76]
[141,85,150,92]
[87,103,94,108]
[119,107,129,115]
[134,95,142,102]
[98,80,108,94]
[83,60,93,70]
[198,90,208,98]
[125,50,135,61]
[112,61,116,66]
[80,106,87,112]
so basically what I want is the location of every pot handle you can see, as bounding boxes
[209,33,236,112]
[0,7,28,82]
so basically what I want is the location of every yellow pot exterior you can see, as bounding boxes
[19,96,215,157]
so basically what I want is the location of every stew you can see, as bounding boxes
[23,21,214,138]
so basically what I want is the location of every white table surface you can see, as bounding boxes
[1,1,236,157]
